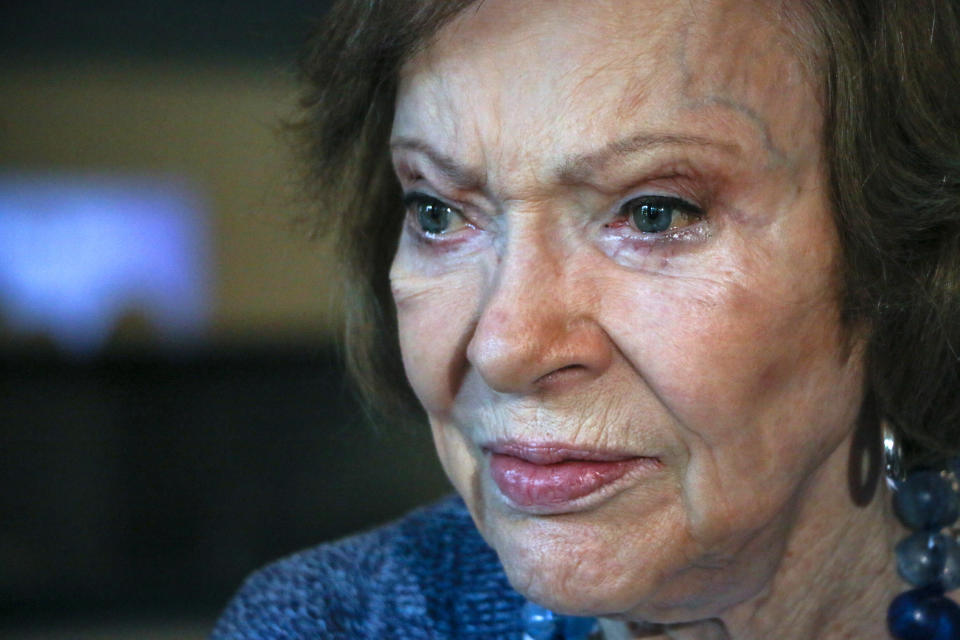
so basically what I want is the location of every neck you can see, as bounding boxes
[601,434,904,640]
[718,456,902,640]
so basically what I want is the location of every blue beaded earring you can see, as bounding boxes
[885,422,960,640]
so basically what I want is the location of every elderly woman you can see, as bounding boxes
[212,1,960,638]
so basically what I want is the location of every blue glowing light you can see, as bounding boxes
[0,173,210,354]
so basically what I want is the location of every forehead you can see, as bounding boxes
[393,0,819,180]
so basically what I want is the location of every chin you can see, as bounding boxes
[480,508,672,618]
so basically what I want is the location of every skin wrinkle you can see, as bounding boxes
[395,133,743,208]
[615,69,656,124]
[391,138,487,191]
[468,438,487,534]
[718,446,903,639]
[685,96,784,166]
[674,463,790,622]
[568,52,655,136]
[446,314,475,406]
[673,3,801,168]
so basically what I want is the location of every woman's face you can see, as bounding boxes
[390,0,866,621]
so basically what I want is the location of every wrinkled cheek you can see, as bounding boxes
[666,307,862,545]
[680,305,855,444]
[395,313,439,410]
[393,272,483,417]
[393,278,488,524]
[395,306,451,414]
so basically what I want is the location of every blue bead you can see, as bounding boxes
[889,589,945,640]
[889,589,960,640]
[933,598,960,640]
[898,532,951,587]
[560,615,599,640]
[895,471,960,530]
[522,602,558,640]
[939,537,960,591]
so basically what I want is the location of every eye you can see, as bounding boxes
[621,195,704,234]
[403,192,466,236]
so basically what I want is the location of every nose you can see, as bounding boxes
[465,228,613,395]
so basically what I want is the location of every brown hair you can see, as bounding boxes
[293,1,960,464]
[806,0,960,464]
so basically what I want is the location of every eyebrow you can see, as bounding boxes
[390,131,741,190]
[554,133,741,184]
[390,137,487,190]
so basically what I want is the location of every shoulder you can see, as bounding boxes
[210,495,524,640]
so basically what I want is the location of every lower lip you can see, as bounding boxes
[488,453,648,509]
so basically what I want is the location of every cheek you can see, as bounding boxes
[657,285,848,430]
[392,259,484,416]
[392,252,492,521]
[602,252,863,530]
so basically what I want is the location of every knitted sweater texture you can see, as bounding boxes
[211,495,525,639]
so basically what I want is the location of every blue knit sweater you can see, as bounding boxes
[211,495,526,639]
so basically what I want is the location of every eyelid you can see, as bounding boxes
[616,192,703,215]
[403,190,454,207]
[402,190,465,219]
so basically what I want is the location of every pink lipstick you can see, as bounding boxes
[485,442,657,509]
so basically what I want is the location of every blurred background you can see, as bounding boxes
[0,2,450,637]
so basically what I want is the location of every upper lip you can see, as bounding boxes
[482,440,648,464]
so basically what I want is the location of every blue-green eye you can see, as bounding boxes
[404,193,461,235]
[623,195,703,233]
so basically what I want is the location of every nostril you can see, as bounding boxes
[534,364,589,389]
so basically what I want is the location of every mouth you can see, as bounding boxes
[482,441,660,513]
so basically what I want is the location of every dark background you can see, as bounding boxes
[2,0,325,61]
[1,2,451,637]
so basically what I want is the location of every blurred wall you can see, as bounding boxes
[0,3,452,637]
[0,60,343,344]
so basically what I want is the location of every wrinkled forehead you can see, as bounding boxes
[393,0,821,179]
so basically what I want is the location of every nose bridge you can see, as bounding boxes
[487,222,566,331]
[466,218,608,393]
